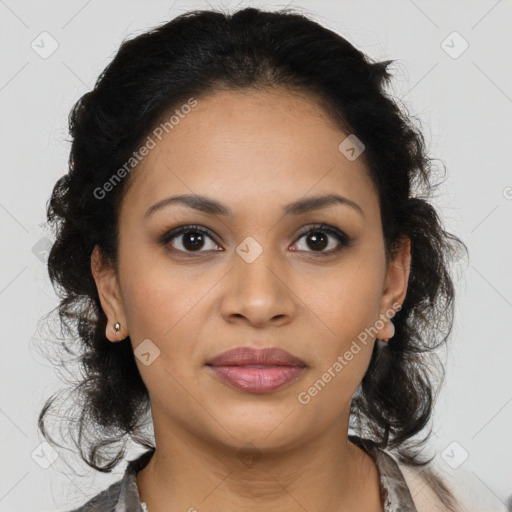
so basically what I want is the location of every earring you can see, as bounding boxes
[113,322,121,334]
[380,321,395,343]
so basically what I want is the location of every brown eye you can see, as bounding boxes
[179,231,206,251]
[292,224,351,255]
[304,231,329,251]
[160,225,221,253]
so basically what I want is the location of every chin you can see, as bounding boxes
[209,407,307,450]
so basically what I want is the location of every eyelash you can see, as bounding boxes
[159,223,352,257]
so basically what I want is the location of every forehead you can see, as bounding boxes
[120,87,378,221]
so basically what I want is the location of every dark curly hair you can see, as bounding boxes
[37,6,467,508]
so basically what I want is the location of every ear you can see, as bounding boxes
[376,235,411,339]
[91,245,128,342]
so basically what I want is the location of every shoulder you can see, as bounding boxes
[66,479,122,512]
[397,459,511,512]
[397,461,453,512]
[64,448,154,512]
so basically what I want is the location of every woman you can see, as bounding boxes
[39,6,483,511]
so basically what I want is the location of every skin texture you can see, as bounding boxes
[91,87,411,512]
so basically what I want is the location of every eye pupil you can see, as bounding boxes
[183,232,205,251]
[307,231,328,251]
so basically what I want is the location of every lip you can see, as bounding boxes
[206,347,307,394]
[206,347,306,367]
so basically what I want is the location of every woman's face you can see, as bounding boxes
[92,87,410,452]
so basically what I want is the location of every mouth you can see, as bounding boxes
[205,346,307,394]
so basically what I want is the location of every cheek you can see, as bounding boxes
[118,224,182,313]
[118,250,216,379]
[120,268,206,404]
[292,255,383,394]
[298,257,384,343]
[119,245,199,339]
[295,278,378,418]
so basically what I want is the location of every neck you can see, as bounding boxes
[136,410,383,512]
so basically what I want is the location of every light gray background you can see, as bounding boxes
[1,0,511,510]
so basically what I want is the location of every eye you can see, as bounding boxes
[160,225,222,253]
[291,224,351,255]
[160,223,352,256]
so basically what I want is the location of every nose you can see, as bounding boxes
[219,248,296,328]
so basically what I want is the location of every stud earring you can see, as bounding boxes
[113,322,121,334]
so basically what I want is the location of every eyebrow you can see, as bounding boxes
[144,193,364,219]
